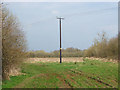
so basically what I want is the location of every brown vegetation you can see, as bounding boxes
[25,57,84,63]
[2,6,27,80]
[84,32,118,59]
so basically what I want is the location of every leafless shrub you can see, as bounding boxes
[84,31,118,60]
[2,6,27,80]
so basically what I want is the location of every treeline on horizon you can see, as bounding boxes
[27,32,118,59]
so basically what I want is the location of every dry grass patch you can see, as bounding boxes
[25,57,84,63]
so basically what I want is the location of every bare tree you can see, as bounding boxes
[2,6,27,80]
[84,31,118,59]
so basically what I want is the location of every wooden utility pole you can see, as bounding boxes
[57,17,64,63]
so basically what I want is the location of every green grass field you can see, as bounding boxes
[2,58,118,88]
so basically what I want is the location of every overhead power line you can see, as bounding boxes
[24,7,117,28]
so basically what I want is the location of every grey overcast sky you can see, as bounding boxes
[6,2,118,52]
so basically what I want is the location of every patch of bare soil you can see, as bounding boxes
[70,69,114,88]
[67,71,94,88]
[65,72,80,88]
[15,73,74,88]
[53,73,72,88]
[54,72,82,88]
[25,57,84,63]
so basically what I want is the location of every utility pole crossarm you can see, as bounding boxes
[57,17,64,20]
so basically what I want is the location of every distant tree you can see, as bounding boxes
[107,36,118,59]
[2,6,27,80]
[94,31,108,57]
[84,31,118,59]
